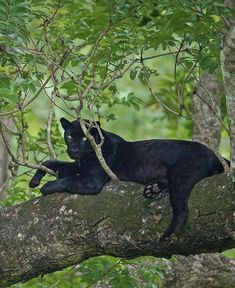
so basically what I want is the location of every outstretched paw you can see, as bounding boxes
[40,178,67,196]
[29,177,40,188]
[143,183,161,199]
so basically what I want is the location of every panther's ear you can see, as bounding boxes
[96,121,101,127]
[60,118,71,130]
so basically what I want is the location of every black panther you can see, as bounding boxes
[29,118,226,241]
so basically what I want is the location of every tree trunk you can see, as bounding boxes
[222,0,235,170]
[0,173,234,287]
[192,71,223,151]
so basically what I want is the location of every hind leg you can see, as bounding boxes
[159,180,193,242]
[160,194,189,241]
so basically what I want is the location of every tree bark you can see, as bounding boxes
[0,173,234,287]
[125,253,235,288]
[192,71,223,151]
[161,253,235,288]
[222,0,235,170]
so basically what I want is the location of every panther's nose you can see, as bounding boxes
[67,149,79,159]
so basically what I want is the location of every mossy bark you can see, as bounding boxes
[0,173,234,287]
[118,253,235,288]
[157,253,235,288]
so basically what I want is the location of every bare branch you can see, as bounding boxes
[135,49,189,62]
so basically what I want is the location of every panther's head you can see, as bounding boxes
[60,118,101,160]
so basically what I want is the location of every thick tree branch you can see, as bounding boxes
[0,173,234,287]
[130,253,235,288]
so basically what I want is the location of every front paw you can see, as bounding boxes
[40,179,66,195]
[29,177,40,188]
[40,182,54,196]
[29,170,46,188]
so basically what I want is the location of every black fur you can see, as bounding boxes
[29,118,225,241]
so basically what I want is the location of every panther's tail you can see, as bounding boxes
[213,156,230,175]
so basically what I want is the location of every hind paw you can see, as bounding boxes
[143,183,161,199]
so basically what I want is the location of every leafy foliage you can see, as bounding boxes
[0,0,31,42]
[11,255,168,288]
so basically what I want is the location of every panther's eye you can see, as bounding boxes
[82,137,87,141]
[67,135,72,140]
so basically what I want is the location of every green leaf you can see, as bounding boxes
[60,80,77,94]
[130,69,137,80]
[0,76,11,88]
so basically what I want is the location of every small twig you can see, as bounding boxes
[43,0,62,28]
[43,87,75,118]
[18,44,45,55]
[135,49,189,62]
[98,59,138,90]
[1,120,19,136]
